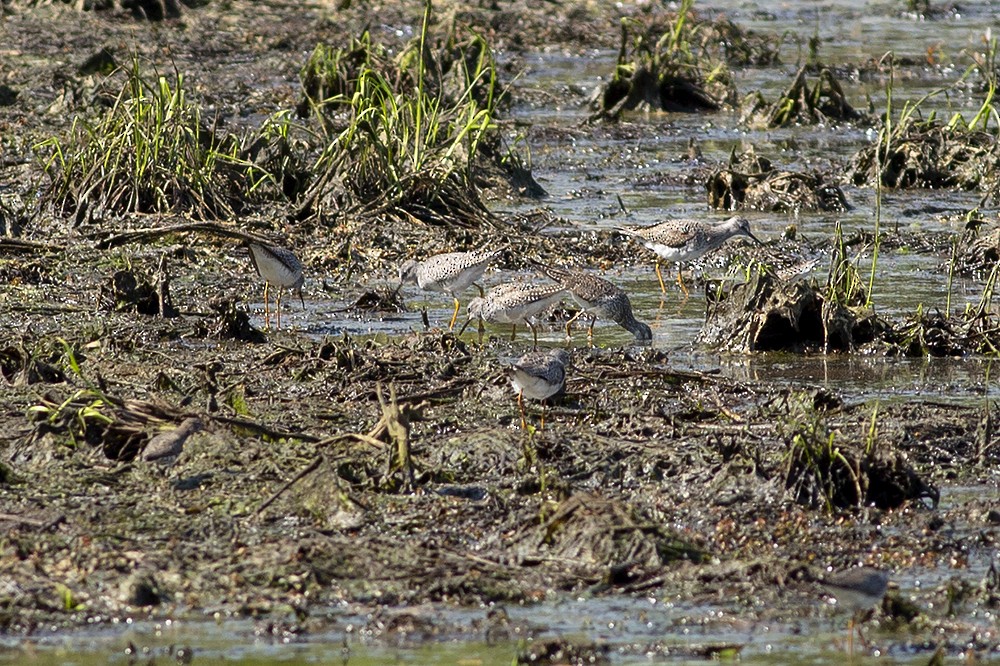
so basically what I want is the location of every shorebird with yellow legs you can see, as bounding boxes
[397,246,502,330]
[617,216,762,295]
[462,281,568,348]
[244,240,305,330]
[509,348,570,430]
[820,566,890,656]
[530,260,652,344]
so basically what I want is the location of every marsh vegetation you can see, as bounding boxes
[1,0,1000,663]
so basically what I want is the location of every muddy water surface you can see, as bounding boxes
[3,0,1000,664]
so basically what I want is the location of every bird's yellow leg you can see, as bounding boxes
[510,324,517,342]
[655,261,667,294]
[540,400,546,430]
[676,264,689,296]
[275,289,283,330]
[564,310,584,341]
[263,282,271,330]
[518,390,527,430]
[449,297,460,330]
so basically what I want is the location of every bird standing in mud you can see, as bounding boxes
[530,260,652,344]
[820,566,890,655]
[617,216,763,295]
[244,240,305,330]
[142,417,204,470]
[397,246,502,330]
[463,281,568,347]
[509,348,570,430]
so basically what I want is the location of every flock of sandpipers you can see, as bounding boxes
[246,216,761,429]
[244,218,893,649]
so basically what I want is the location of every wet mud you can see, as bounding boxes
[1,0,1000,663]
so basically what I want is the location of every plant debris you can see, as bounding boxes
[706,146,851,213]
[740,65,868,129]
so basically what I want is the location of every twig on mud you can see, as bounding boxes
[316,432,387,449]
[712,394,744,422]
[3,304,93,315]
[253,455,324,516]
[90,220,278,250]
[452,548,507,570]
[0,238,62,254]
[212,415,321,442]
[0,513,67,531]
[687,423,770,436]
[619,576,666,594]
[359,379,473,405]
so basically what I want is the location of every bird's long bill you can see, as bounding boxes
[297,288,305,308]
[747,230,765,246]
[456,316,474,336]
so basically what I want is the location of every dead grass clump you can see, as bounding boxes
[510,492,706,579]
[706,147,850,213]
[888,305,1000,357]
[40,58,269,221]
[955,224,1000,277]
[781,406,939,511]
[590,2,736,121]
[697,263,888,353]
[847,118,1000,191]
[516,639,611,666]
[740,65,868,129]
[21,389,190,463]
[698,15,783,67]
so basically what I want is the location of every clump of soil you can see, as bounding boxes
[588,10,781,122]
[847,118,1000,191]
[740,65,869,128]
[201,296,267,343]
[517,638,611,665]
[699,252,1000,357]
[0,344,66,386]
[589,14,735,120]
[781,406,939,511]
[954,223,1000,277]
[706,146,851,213]
[697,263,887,353]
[98,266,176,317]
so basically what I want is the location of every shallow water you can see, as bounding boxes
[243,0,1000,410]
[6,582,995,665]
[11,2,1000,664]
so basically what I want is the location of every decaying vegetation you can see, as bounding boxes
[848,117,1000,192]
[847,50,1000,194]
[590,0,739,120]
[706,146,851,213]
[699,222,1000,357]
[2,0,1000,661]
[740,64,869,129]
